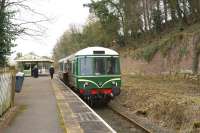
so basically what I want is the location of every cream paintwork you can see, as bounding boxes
[78,78,121,88]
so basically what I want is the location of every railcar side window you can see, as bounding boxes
[71,62,73,73]
[64,63,68,72]
[59,63,63,71]
[68,62,72,73]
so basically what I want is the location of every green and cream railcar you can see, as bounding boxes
[59,47,121,104]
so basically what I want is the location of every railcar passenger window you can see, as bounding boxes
[60,63,63,71]
[68,62,72,73]
[64,63,68,72]
[71,62,73,73]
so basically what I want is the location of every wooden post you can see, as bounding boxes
[11,70,16,107]
[9,68,16,107]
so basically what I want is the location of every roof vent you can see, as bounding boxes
[93,51,105,54]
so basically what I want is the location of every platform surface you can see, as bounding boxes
[1,77,63,133]
[52,78,116,133]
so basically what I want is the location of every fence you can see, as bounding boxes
[0,68,15,116]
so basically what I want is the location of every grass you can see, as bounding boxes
[114,74,200,131]
[0,105,21,128]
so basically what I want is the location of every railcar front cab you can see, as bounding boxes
[76,47,121,102]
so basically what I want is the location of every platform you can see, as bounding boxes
[1,77,63,133]
[52,78,116,133]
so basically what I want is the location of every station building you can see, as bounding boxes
[15,53,54,76]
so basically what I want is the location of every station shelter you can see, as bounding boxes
[15,53,54,76]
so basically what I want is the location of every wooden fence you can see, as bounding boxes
[0,68,15,116]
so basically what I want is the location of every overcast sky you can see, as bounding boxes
[11,0,90,59]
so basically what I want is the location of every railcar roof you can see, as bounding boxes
[58,55,73,63]
[75,47,119,56]
[58,58,65,63]
[58,47,119,62]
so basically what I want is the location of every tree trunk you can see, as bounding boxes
[192,50,200,74]
[192,34,200,74]
[176,0,182,19]
[168,0,177,22]
[146,0,151,30]
[182,0,188,24]
[0,0,6,11]
[142,0,148,31]
[163,0,168,23]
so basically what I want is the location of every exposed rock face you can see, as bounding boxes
[120,33,200,75]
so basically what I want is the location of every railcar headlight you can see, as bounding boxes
[112,81,116,85]
[112,81,118,86]
[84,82,89,86]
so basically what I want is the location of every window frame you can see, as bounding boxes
[78,56,120,76]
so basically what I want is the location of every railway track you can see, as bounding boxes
[59,79,151,133]
[94,105,152,133]
[107,105,152,133]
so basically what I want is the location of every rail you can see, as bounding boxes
[108,105,152,133]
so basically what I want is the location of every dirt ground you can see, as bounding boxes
[112,74,200,132]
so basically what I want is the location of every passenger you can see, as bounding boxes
[107,66,114,74]
[107,62,114,74]
[33,65,38,78]
[49,66,55,79]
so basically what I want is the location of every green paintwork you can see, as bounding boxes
[77,76,121,91]
[65,55,121,91]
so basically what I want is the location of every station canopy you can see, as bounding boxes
[15,53,54,63]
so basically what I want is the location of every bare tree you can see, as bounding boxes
[0,0,49,66]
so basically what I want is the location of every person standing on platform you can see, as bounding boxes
[49,66,55,79]
[33,65,38,78]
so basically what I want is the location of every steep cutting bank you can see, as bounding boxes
[111,23,200,132]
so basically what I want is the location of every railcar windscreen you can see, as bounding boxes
[79,57,120,76]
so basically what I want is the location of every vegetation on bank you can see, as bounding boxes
[112,74,200,132]
[53,0,200,74]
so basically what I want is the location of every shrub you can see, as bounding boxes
[142,45,159,62]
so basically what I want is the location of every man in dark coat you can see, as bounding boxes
[49,66,55,79]
[33,65,38,78]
